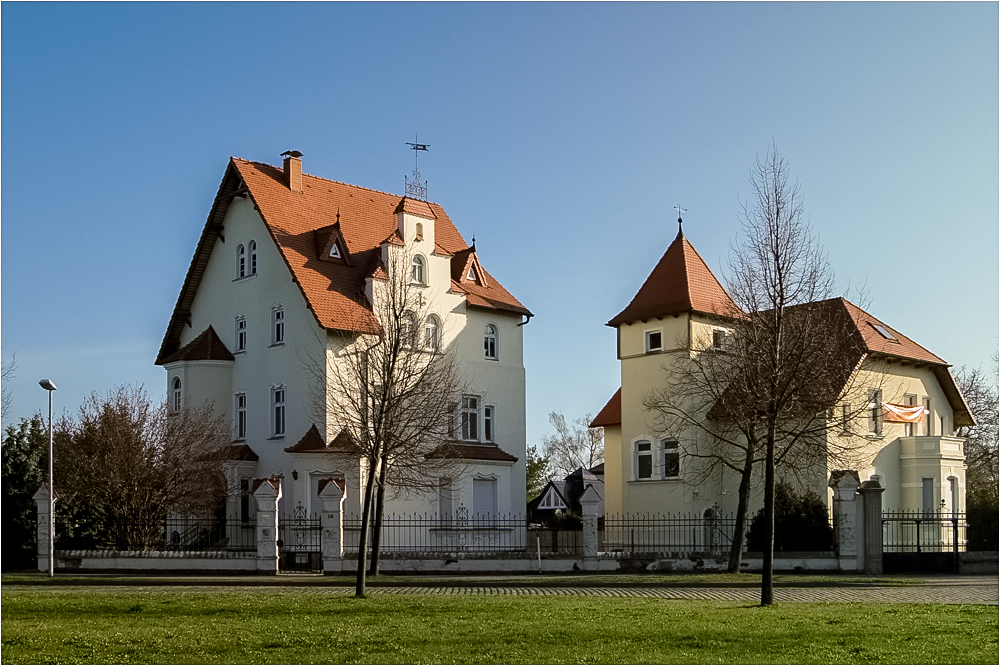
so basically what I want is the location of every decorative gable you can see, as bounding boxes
[315,216,353,266]
[539,484,568,510]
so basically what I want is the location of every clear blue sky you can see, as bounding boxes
[3,2,997,450]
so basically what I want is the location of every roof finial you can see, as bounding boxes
[336,207,340,225]
[674,206,687,236]
[405,135,429,200]
[471,229,476,251]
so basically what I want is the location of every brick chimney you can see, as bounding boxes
[281,150,303,192]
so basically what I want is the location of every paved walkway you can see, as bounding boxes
[357,579,998,604]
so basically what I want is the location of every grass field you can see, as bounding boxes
[2,587,996,664]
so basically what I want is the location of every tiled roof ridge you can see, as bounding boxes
[232,157,446,206]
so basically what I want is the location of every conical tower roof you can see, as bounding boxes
[608,230,740,327]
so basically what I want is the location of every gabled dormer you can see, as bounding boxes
[451,245,489,288]
[315,213,352,266]
[394,196,436,247]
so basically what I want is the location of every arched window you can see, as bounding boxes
[237,244,246,278]
[424,315,440,351]
[484,324,498,360]
[412,255,426,285]
[249,240,257,275]
[415,222,424,240]
[949,477,959,514]
[172,377,182,411]
[401,311,417,347]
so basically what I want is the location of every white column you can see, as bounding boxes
[319,478,347,575]
[32,484,55,573]
[253,478,282,575]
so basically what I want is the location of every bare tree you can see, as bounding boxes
[956,355,999,506]
[646,147,875,605]
[542,412,604,477]
[1,353,17,421]
[314,246,463,597]
[53,386,229,550]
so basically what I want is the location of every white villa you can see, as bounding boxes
[156,152,531,521]
[592,227,974,519]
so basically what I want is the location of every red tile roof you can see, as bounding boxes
[156,157,529,363]
[160,326,234,364]
[224,444,259,461]
[285,424,359,454]
[608,230,740,327]
[590,388,622,427]
[427,442,519,462]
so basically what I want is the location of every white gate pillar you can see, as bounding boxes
[829,471,861,573]
[253,477,282,575]
[580,484,602,570]
[32,484,56,573]
[318,478,346,575]
[858,476,886,575]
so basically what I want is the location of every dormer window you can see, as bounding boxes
[329,242,341,259]
[412,255,426,285]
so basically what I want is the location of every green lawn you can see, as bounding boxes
[2,587,996,664]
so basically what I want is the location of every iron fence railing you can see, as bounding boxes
[344,507,530,555]
[882,510,967,553]
[602,513,738,555]
[77,515,257,552]
[279,505,322,553]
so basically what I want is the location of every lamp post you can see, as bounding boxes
[39,379,57,577]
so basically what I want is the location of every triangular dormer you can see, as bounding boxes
[316,214,353,266]
[451,246,489,288]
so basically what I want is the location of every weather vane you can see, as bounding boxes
[675,206,687,230]
[405,136,429,200]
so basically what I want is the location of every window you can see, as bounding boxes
[840,404,851,435]
[904,394,917,436]
[236,316,247,352]
[923,398,932,435]
[329,241,341,259]
[424,315,440,351]
[240,478,251,523]
[237,244,246,278]
[635,440,652,480]
[870,323,897,341]
[473,477,497,518]
[462,396,479,441]
[662,440,680,478]
[272,386,286,437]
[484,405,495,442]
[272,308,284,345]
[868,389,883,436]
[922,477,934,515]
[236,393,247,439]
[415,222,424,241]
[438,478,453,521]
[949,477,959,514]
[712,330,727,350]
[249,240,257,275]
[412,255,426,285]
[645,330,662,353]
[172,377,182,411]
[484,324,498,360]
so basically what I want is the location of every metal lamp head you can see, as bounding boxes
[39,379,57,391]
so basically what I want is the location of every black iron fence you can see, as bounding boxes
[883,510,967,553]
[603,513,738,555]
[279,506,322,553]
[344,508,529,555]
[74,515,257,552]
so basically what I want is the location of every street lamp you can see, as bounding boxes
[39,379,56,577]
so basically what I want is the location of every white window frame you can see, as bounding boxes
[868,389,883,436]
[904,394,917,437]
[237,244,246,279]
[412,255,426,285]
[249,240,257,275]
[329,241,341,259]
[461,395,480,441]
[172,377,182,411]
[634,440,653,480]
[712,329,727,351]
[484,324,498,360]
[923,397,932,436]
[271,307,285,345]
[645,329,663,353]
[235,392,247,440]
[401,311,417,348]
[484,405,495,443]
[424,315,441,351]
[271,385,286,438]
[235,316,247,353]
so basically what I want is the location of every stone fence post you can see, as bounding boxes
[252,477,282,575]
[829,471,861,573]
[580,484,601,570]
[858,476,885,575]
[318,478,346,575]
[33,484,55,573]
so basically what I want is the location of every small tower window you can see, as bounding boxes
[412,255,426,285]
[484,324,498,360]
[646,330,662,353]
[172,377,182,411]
[237,244,246,278]
[415,222,424,241]
[249,240,257,275]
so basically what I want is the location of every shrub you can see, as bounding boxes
[966,496,999,552]
[746,482,833,552]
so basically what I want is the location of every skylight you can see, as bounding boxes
[870,323,897,341]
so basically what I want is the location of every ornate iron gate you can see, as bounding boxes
[278,503,322,571]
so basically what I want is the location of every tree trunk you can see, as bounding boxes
[727,446,755,573]
[760,431,776,606]
[368,457,388,577]
[355,456,380,598]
